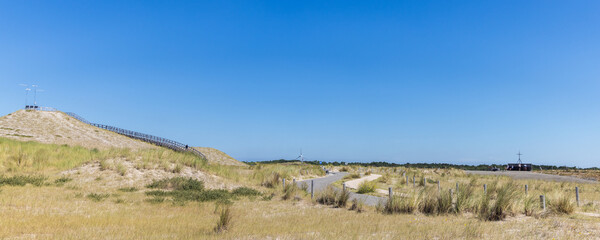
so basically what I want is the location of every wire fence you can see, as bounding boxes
[64,112,206,159]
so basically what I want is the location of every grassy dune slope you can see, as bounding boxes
[0,110,155,150]
[194,147,246,166]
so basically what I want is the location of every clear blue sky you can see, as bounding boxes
[1,1,599,167]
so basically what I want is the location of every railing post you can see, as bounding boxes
[576,187,580,207]
[540,195,546,211]
[311,180,314,199]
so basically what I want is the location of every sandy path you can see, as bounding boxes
[344,174,382,189]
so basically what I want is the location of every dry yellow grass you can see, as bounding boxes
[1,112,599,239]
[541,169,600,181]
[0,184,599,239]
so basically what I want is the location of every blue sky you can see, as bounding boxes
[1,1,599,167]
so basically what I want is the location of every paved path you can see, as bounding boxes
[297,172,385,206]
[466,170,597,184]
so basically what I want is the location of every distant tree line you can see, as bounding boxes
[244,159,598,170]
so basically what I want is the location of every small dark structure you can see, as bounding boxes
[506,163,532,171]
[24,105,39,110]
[506,151,532,171]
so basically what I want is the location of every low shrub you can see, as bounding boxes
[145,197,165,204]
[282,183,298,200]
[87,193,110,202]
[146,177,204,191]
[116,163,127,176]
[300,182,309,191]
[214,207,233,233]
[357,180,376,194]
[118,187,138,192]
[261,173,281,188]
[523,196,537,216]
[478,183,518,221]
[343,173,361,180]
[0,175,46,186]
[54,176,72,185]
[350,198,365,212]
[316,186,337,205]
[437,191,453,214]
[455,184,475,213]
[549,194,575,214]
[335,188,351,208]
[385,195,417,214]
[232,187,261,197]
[419,193,438,215]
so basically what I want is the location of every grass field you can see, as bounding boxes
[1,137,600,239]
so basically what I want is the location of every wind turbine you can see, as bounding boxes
[295,149,304,162]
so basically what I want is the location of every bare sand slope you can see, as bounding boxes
[466,170,597,184]
[0,110,155,150]
[193,147,246,166]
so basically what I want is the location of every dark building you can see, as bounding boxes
[506,151,532,171]
[506,163,532,171]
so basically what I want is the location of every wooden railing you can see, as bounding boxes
[64,112,206,159]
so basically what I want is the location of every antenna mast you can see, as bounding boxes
[517,151,523,164]
[32,85,38,106]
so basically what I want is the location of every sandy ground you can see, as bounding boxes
[466,170,598,184]
[61,158,239,190]
[345,174,382,189]
[0,110,155,150]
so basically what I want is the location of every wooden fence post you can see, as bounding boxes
[389,187,393,200]
[456,182,459,193]
[540,195,546,210]
[576,187,580,207]
[406,174,409,186]
[437,180,440,192]
[413,176,416,187]
[525,184,528,195]
[484,184,487,194]
[311,180,314,199]
[282,178,286,189]
[343,183,346,192]
[423,177,427,187]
